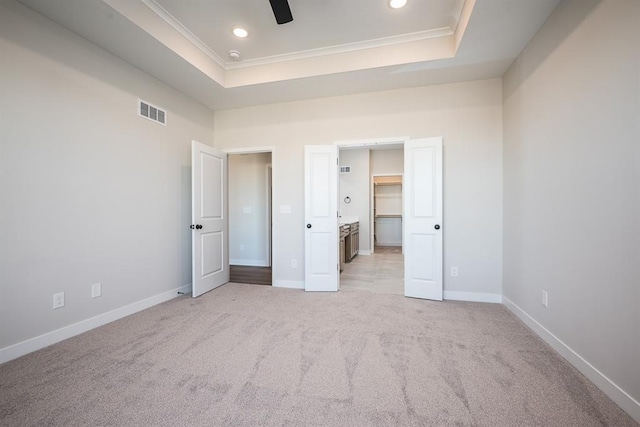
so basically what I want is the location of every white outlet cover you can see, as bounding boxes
[53,292,65,309]
[92,283,102,298]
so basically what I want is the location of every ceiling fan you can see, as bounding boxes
[269,0,293,24]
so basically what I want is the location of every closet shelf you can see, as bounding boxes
[374,182,402,186]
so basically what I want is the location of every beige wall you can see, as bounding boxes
[503,0,640,415]
[371,149,404,175]
[214,79,504,298]
[0,2,214,352]
[339,149,371,252]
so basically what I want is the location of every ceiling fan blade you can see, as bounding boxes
[269,0,293,25]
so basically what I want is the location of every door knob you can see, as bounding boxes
[434,224,440,230]
[306,224,312,229]
[196,224,203,230]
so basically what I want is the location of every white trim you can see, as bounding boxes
[0,284,191,365]
[222,146,276,154]
[273,280,304,290]
[140,0,227,68]
[444,291,502,303]
[266,164,272,267]
[334,136,410,148]
[503,297,640,423]
[357,250,371,256]
[230,259,269,267]
[226,28,453,70]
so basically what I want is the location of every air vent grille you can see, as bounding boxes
[139,100,167,125]
[340,166,351,174]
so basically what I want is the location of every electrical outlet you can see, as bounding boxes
[91,283,102,298]
[451,267,458,277]
[53,292,65,309]
[291,259,297,268]
[541,290,548,308]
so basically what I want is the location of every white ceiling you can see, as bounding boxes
[152,0,466,63]
[17,0,562,111]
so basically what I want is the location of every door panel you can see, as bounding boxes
[201,231,223,276]
[304,145,338,292]
[192,141,229,297]
[404,138,443,300]
[201,153,223,218]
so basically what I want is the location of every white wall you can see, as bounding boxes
[229,153,271,266]
[503,0,640,417]
[371,149,404,175]
[0,1,214,354]
[339,149,370,252]
[214,79,503,298]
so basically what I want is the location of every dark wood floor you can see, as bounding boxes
[230,265,272,285]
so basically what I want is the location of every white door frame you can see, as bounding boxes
[223,146,277,283]
[266,163,272,266]
[335,137,409,257]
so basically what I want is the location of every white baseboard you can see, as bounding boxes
[273,280,304,290]
[0,283,192,365]
[357,250,371,255]
[503,297,640,423]
[230,259,269,267]
[444,291,502,303]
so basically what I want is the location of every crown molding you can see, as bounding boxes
[226,27,454,70]
[141,0,454,71]
[140,0,227,68]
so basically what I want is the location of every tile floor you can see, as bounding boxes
[340,246,404,295]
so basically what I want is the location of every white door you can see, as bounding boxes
[304,145,339,292]
[404,138,443,300]
[192,141,229,297]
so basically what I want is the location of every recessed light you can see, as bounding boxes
[232,27,248,38]
[389,0,407,9]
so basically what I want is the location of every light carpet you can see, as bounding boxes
[0,283,636,426]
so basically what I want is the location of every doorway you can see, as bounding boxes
[338,144,405,295]
[227,151,273,285]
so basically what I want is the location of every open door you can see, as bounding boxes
[304,145,339,292]
[404,138,443,300]
[191,141,229,297]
